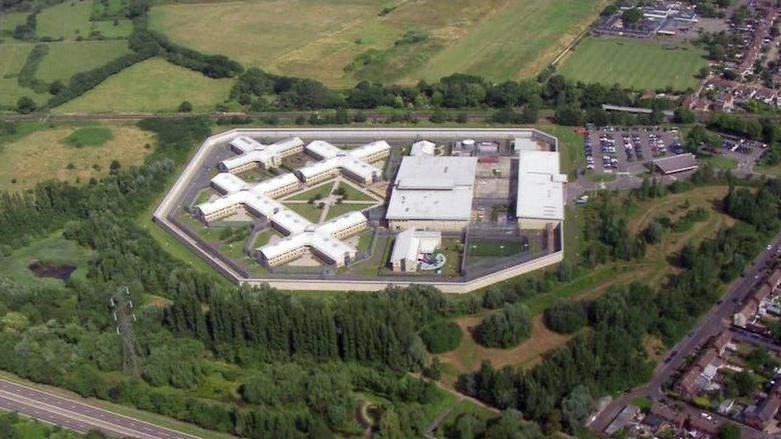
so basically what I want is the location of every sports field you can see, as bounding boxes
[558,38,708,91]
[55,58,234,113]
[149,0,609,87]
[0,124,153,190]
[36,40,131,83]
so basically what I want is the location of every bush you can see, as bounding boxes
[543,300,587,334]
[474,303,531,348]
[16,96,36,114]
[178,101,193,113]
[420,320,462,354]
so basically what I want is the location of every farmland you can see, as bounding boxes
[557,37,708,91]
[36,40,131,83]
[148,0,609,87]
[54,58,234,113]
[0,123,153,190]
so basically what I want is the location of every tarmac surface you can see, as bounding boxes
[0,378,198,438]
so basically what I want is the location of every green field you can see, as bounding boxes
[37,40,131,83]
[0,11,29,34]
[63,126,114,147]
[558,38,708,91]
[0,43,49,106]
[37,0,94,40]
[149,0,609,87]
[55,58,234,113]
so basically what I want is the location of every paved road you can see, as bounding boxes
[591,230,781,437]
[0,379,200,439]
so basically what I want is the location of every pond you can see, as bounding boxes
[28,260,77,281]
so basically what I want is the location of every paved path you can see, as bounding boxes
[0,379,200,438]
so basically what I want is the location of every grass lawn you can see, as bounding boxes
[284,202,325,223]
[0,43,49,106]
[284,181,335,201]
[756,161,781,177]
[63,126,114,147]
[435,399,497,436]
[55,58,234,113]
[0,233,92,288]
[335,180,376,202]
[0,124,152,190]
[558,38,708,91]
[36,40,131,83]
[588,173,618,183]
[357,229,373,253]
[325,203,367,220]
[535,124,584,179]
[701,154,738,170]
[37,0,94,40]
[149,0,608,87]
[467,239,524,257]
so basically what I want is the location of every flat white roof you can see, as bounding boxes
[516,150,566,222]
[387,156,477,222]
[411,140,436,157]
[390,229,441,263]
[394,156,477,187]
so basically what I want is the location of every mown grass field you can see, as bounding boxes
[558,37,708,91]
[149,0,609,87]
[37,40,131,83]
[0,123,152,190]
[55,58,234,113]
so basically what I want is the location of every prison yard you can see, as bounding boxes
[155,129,567,292]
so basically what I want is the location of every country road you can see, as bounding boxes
[0,378,201,438]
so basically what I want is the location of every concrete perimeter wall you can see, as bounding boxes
[153,128,563,294]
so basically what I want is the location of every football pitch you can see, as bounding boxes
[558,38,707,91]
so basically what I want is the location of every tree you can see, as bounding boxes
[621,8,644,28]
[178,101,193,113]
[544,300,587,334]
[16,97,36,114]
[554,106,584,126]
[717,423,741,439]
[420,320,462,353]
[49,80,65,95]
[474,303,532,348]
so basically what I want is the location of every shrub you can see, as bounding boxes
[178,101,193,113]
[420,320,462,354]
[474,303,531,348]
[543,300,587,334]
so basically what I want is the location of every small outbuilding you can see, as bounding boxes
[653,153,698,175]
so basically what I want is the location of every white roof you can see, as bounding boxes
[221,136,303,170]
[306,140,342,160]
[513,137,538,151]
[411,140,436,157]
[387,187,474,221]
[351,140,391,161]
[211,172,248,193]
[390,229,441,263]
[298,156,382,182]
[259,211,367,262]
[516,150,567,222]
[394,156,477,187]
[387,156,477,222]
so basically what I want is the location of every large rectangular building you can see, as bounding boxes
[386,156,477,232]
[516,150,567,230]
[218,136,304,173]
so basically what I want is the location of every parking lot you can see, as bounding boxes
[585,126,683,175]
